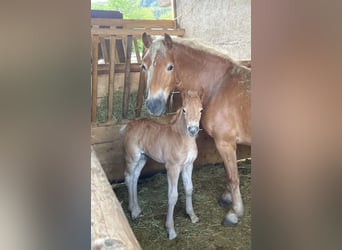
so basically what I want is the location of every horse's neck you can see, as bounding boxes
[173,43,234,106]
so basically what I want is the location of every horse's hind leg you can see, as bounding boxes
[181,163,199,223]
[214,139,244,226]
[165,164,181,240]
[125,153,147,219]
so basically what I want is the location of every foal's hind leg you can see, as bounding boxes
[165,164,181,240]
[182,163,199,223]
[125,154,147,219]
[214,139,244,226]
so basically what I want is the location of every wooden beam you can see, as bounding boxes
[97,63,141,74]
[135,48,147,117]
[122,35,133,119]
[91,147,141,249]
[91,35,99,123]
[91,19,176,29]
[91,28,185,38]
[107,36,116,122]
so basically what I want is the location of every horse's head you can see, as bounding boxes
[181,88,204,137]
[142,32,177,116]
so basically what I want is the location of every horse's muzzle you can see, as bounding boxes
[146,97,165,116]
[187,126,199,137]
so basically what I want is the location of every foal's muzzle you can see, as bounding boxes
[146,97,165,116]
[187,126,199,137]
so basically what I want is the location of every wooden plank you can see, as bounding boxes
[122,35,133,119]
[135,48,147,117]
[91,28,185,38]
[98,63,141,74]
[133,38,141,63]
[91,35,99,123]
[107,36,116,122]
[99,37,109,63]
[91,19,176,29]
[91,147,141,250]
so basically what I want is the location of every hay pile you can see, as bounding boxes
[114,160,251,249]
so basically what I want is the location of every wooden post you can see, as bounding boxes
[122,35,133,119]
[135,47,146,118]
[133,38,141,63]
[91,35,99,123]
[171,0,178,28]
[107,36,116,122]
[91,146,141,250]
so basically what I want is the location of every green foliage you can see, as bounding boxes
[91,0,155,20]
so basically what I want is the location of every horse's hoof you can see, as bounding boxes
[221,213,239,227]
[218,197,232,207]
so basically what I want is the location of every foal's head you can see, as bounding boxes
[142,33,176,116]
[180,89,204,137]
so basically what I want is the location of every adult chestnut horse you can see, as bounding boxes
[141,33,251,226]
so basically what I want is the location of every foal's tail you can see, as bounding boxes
[119,124,127,136]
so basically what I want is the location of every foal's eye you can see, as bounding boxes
[141,64,147,71]
[167,65,174,71]
[182,108,186,113]
[200,109,203,113]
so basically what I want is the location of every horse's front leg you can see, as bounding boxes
[214,139,244,226]
[165,164,181,240]
[181,163,199,223]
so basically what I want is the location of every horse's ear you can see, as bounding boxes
[142,32,152,48]
[164,33,173,49]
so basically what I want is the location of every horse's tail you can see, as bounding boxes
[119,124,127,136]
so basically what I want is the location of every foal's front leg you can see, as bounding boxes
[182,163,199,223]
[165,165,181,240]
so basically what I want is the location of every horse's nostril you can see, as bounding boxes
[146,98,165,115]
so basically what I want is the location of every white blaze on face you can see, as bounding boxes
[144,38,167,99]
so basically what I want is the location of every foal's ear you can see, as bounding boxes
[164,33,173,49]
[142,32,153,48]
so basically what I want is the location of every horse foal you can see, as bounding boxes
[120,90,203,240]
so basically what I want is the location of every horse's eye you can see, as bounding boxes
[182,108,186,113]
[200,109,203,113]
[141,64,147,71]
[167,65,174,71]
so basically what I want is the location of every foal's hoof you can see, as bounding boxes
[131,208,142,219]
[190,214,199,224]
[218,197,232,207]
[168,230,177,240]
[222,214,239,227]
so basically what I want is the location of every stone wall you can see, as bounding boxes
[175,0,250,60]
